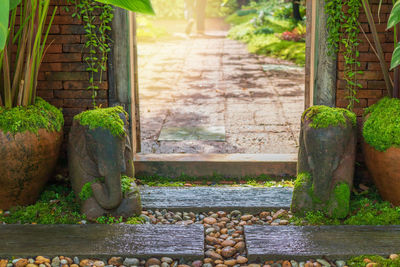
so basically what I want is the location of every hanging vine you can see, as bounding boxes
[325,0,362,110]
[66,1,114,106]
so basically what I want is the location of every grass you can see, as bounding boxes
[226,4,306,66]
[291,187,400,226]
[137,173,294,187]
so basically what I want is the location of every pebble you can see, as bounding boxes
[221,246,236,258]
[15,260,29,267]
[79,260,93,267]
[145,259,161,267]
[60,261,68,266]
[202,264,212,267]
[335,261,345,267]
[290,261,299,267]
[240,215,253,221]
[74,258,80,265]
[161,263,169,267]
[35,258,50,265]
[192,260,203,267]
[234,241,245,253]
[236,256,248,264]
[316,259,329,267]
[26,264,38,267]
[366,263,377,267]
[282,260,291,267]
[123,259,140,267]
[248,264,261,267]
[205,251,223,261]
[221,239,236,247]
[161,258,173,264]
[204,217,217,224]
[51,258,60,267]
[224,260,236,266]
[0,260,7,267]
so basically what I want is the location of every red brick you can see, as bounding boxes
[54,90,107,99]
[47,35,80,44]
[42,53,81,63]
[45,71,88,81]
[37,81,63,90]
[63,81,108,90]
[40,62,86,72]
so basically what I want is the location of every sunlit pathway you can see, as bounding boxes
[137,31,304,154]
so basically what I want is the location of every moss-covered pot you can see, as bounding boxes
[0,98,64,210]
[363,97,400,205]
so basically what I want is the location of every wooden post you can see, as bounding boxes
[108,8,141,153]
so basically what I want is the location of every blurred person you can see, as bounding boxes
[195,0,207,34]
[185,0,195,34]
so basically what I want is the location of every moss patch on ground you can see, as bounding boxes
[74,106,127,137]
[0,184,143,225]
[0,97,64,135]
[347,255,400,267]
[302,105,356,129]
[291,187,400,226]
[363,97,400,152]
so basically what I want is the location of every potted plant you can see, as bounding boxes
[361,0,400,205]
[0,0,64,210]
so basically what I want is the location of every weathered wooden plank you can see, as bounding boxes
[0,224,204,260]
[245,225,400,261]
[141,187,292,212]
[135,153,297,178]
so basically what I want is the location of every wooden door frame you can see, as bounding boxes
[108,2,338,177]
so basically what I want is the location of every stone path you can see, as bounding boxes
[0,224,204,260]
[245,225,400,261]
[140,186,293,212]
[138,31,304,154]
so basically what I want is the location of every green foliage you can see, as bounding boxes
[302,105,356,129]
[291,187,400,226]
[363,97,400,152]
[74,106,127,137]
[226,1,305,66]
[247,34,305,65]
[121,175,136,194]
[0,185,85,224]
[136,17,169,41]
[348,255,400,267]
[329,182,350,219]
[67,0,114,106]
[95,215,123,224]
[325,0,362,110]
[0,98,64,135]
[388,0,400,70]
[95,0,154,14]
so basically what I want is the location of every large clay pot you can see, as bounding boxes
[363,142,400,205]
[0,129,63,210]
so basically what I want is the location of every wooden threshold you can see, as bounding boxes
[134,153,297,178]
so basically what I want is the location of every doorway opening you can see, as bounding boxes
[125,0,325,177]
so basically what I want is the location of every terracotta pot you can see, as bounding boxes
[0,129,63,210]
[363,141,400,205]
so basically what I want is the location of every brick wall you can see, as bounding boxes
[336,0,394,183]
[37,0,109,147]
[336,0,393,115]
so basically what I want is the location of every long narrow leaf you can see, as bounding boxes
[0,0,9,50]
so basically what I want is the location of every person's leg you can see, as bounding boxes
[195,0,207,34]
[185,0,195,34]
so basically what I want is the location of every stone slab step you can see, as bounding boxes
[135,153,297,178]
[0,224,204,260]
[245,225,400,261]
[141,186,292,212]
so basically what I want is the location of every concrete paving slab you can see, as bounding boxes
[158,126,225,141]
[141,186,292,212]
[0,224,204,260]
[245,225,400,261]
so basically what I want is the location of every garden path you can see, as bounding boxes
[138,26,304,154]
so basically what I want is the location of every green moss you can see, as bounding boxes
[0,97,64,135]
[302,105,356,129]
[329,182,350,219]
[348,255,400,267]
[291,187,400,226]
[294,172,311,191]
[74,106,128,137]
[363,97,400,151]
[0,185,84,224]
[79,176,135,201]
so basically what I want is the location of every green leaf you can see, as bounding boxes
[95,0,155,14]
[391,42,400,70]
[388,0,400,29]
[9,0,22,10]
[0,0,9,51]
